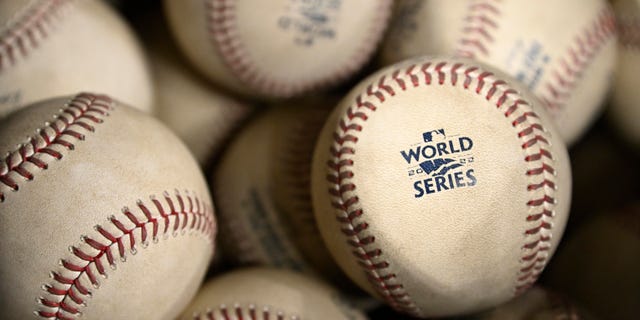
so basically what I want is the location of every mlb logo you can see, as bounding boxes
[423,129,446,142]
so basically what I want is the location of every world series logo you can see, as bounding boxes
[400,129,477,198]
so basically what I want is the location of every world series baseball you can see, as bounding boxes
[0,1,636,319]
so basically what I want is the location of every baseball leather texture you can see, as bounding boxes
[179,268,367,320]
[0,0,154,119]
[380,0,617,145]
[311,57,572,317]
[163,0,392,98]
[141,16,252,167]
[213,104,337,278]
[0,93,215,319]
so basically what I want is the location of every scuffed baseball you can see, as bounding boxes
[178,268,367,320]
[0,93,215,319]
[213,102,338,278]
[611,0,640,149]
[163,0,392,98]
[311,57,572,317]
[0,0,154,118]
[380,0,617,145]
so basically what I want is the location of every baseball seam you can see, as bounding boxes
[36,190,215,320]
[0,0,71,72]
[0,92,111,203]
[205,0,391,97]
[326,61,558,316]
[215,111,328,271]
[540,7,616,112]
[272,110,337,274]
[455,0,501,59]
[275,111,329,234]
[193,303,298,320]
[454,1,616,113]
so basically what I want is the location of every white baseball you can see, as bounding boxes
[213,103,339,277]
[380,0,617,145]
[0,0,154,119]
[0,93,216,319]
[179,268,367,320]
[163,0,392,98]
[611,0,640,149]
[311,57,572,317]
[142,16,253,167]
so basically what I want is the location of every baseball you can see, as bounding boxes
[0,0,154,119]
[178,268,367,320]
[141,17,253,167]
[163,0,392,98]
[311,57,572,317]
[213,103,339,279]
[380,0,617,145]
[610,0,640,149]
[0,93,216,319]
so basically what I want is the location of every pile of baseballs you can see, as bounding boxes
[0,0,637,319]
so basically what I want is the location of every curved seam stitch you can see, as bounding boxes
[35,191,215,319]
[326,61,558,316]
[193,303,299,320]
[205,0,392,97]
[0,0,72,72]
[0,92,111,203]
[539,6,616,111]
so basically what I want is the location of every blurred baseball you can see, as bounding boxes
[0,93,215,319]
[213,102,338,278]
[0,0,154,118]
[611,0,640,149]
[311,57,572,317]
[141,16,252,167]
[179,268,367,320]
[380,0,617,145]
[163,0,392,98]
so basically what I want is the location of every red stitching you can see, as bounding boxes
[455,2,616,114]
[0,0,71,72]
[193,304,292,320]
[455,0,502,58]
[274,109,335,269]
[539,7,616,112]
[205,0,391,97]
[326,61,558,316]
[36,191,215,319]
[0,93,112,203]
